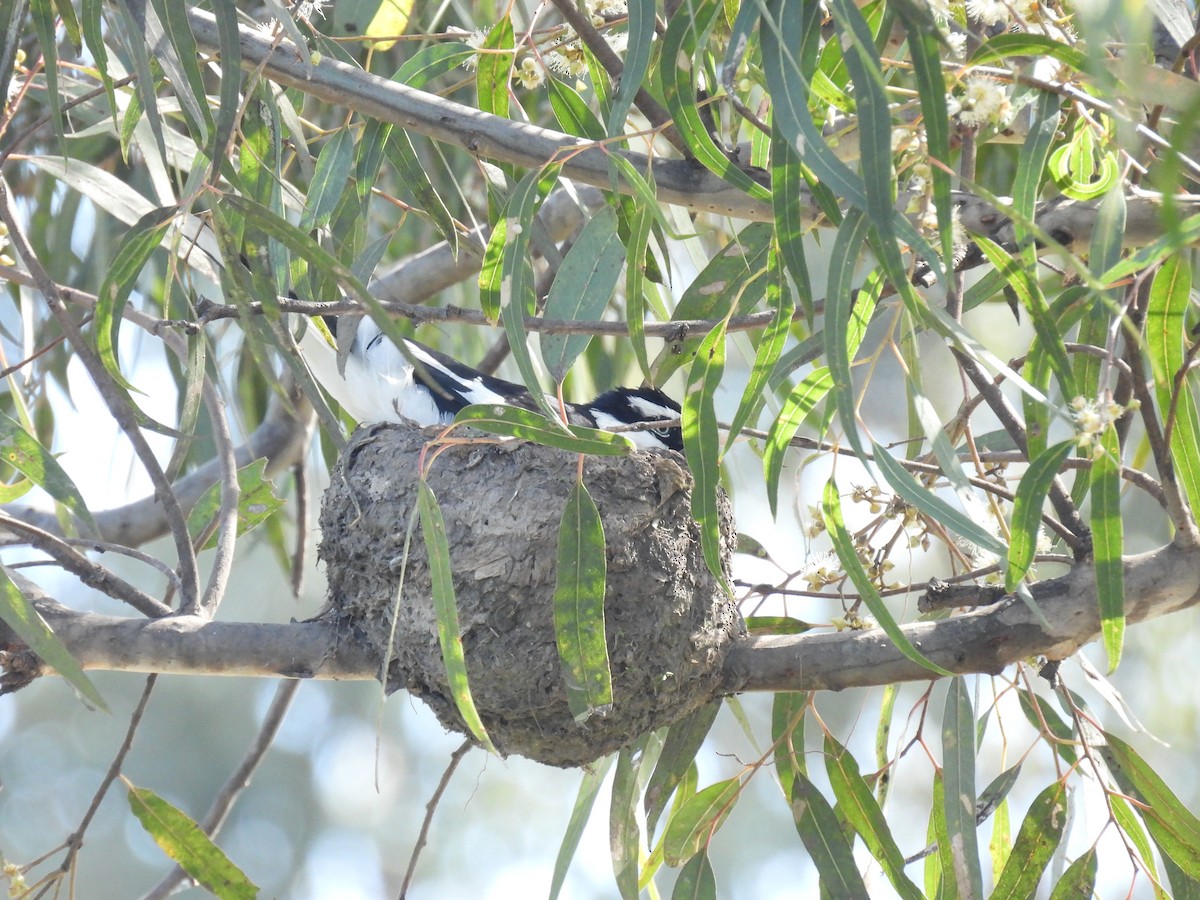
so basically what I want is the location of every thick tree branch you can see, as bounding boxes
[723,538,1200,692]
[184,8,1200,246]
[10,540,1198,696]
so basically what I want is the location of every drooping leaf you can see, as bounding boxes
[1092,425,1125,671]
[1006,440,1075,591]
[823,735,924,900]
[942,677,984,899]
[684,324,729,587]
[541,206,625,382]
[990,781,1069,899]
[663,778,740,867]
[645,700,722,834]
[823,477,951,676]
[553,482,611,721]
[549,757,615,900]
[672,850,717,900]
[790,771,870,899]
[418,481,496,753]
[126,782,257,899]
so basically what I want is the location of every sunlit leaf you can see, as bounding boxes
[185,459,284,550]
[453,404,633,455]
[126,781,257,899]
[418,481,496,753]
[990,781,1068,899]
[663,778,740,866]
[553,482,611,721]
[1092,425,1124,671]
[645,700,722,834]
[943,678,983,898]
[0,413,98,535]
[790,771,870,899]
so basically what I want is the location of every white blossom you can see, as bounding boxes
[516,56,546,89]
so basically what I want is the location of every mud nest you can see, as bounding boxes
[318,423,744,768]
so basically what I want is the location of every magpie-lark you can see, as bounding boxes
[298,316,683,452]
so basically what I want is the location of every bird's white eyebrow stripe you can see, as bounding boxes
[627,396,677,418]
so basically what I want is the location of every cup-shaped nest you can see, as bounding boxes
[318,424,743,768]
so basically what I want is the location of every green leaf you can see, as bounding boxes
[790,772,870,899]
[126,782,257,899]
[1049,848,1097,900]
[725,250,794,455]
[185,459,284,550]
[683,324,729,587]
[824,735,924,900]
[550,758,614,900]
[764,367,833,519]
[658,0,770,202]
[476,16,514,118]
[0,568,108,712]
[31,0,65,147]
[823,478,952,675]
[418,481,496,753]
[990,781,1068,899]
[553,482,612,721]
[663,778,740,866]
[645,700,722,834]
[672,851,717,900]
[1102,730,1200,879]
[300,128,355,232]
[1147,256,1200,515]
[496,169,564,421]
[772,692,807,804]
[384,128,458,253]
[611,747,641,900]
[452,404,633,455]
[942,677,983,900]
[0,413,98,535]
[623,200,654,381]
[1092,425,1124,671]
[548,77,605,141]
[824,209,871,457]
[769,129,815,313]
[1006,440,1075,591]
[744,616,813,635]
[871,441,1007,557]
[541,206,625,383]
[654,224,774,382]
[95,206,176,393]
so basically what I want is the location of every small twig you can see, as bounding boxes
[141,680,301,900]
[953,348,1089,552]
[28,677,157,899]
[398,740,473,899]
[0,514,171,618]
[62,538,184,597]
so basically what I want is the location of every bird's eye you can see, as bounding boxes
[653,427,672,437]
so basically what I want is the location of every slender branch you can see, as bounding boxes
[192,294,789,337]
[28,677,158,898]
[953,348,1090,550]
[398,740,473,900]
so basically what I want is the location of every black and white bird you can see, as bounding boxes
[298,315,683,452]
